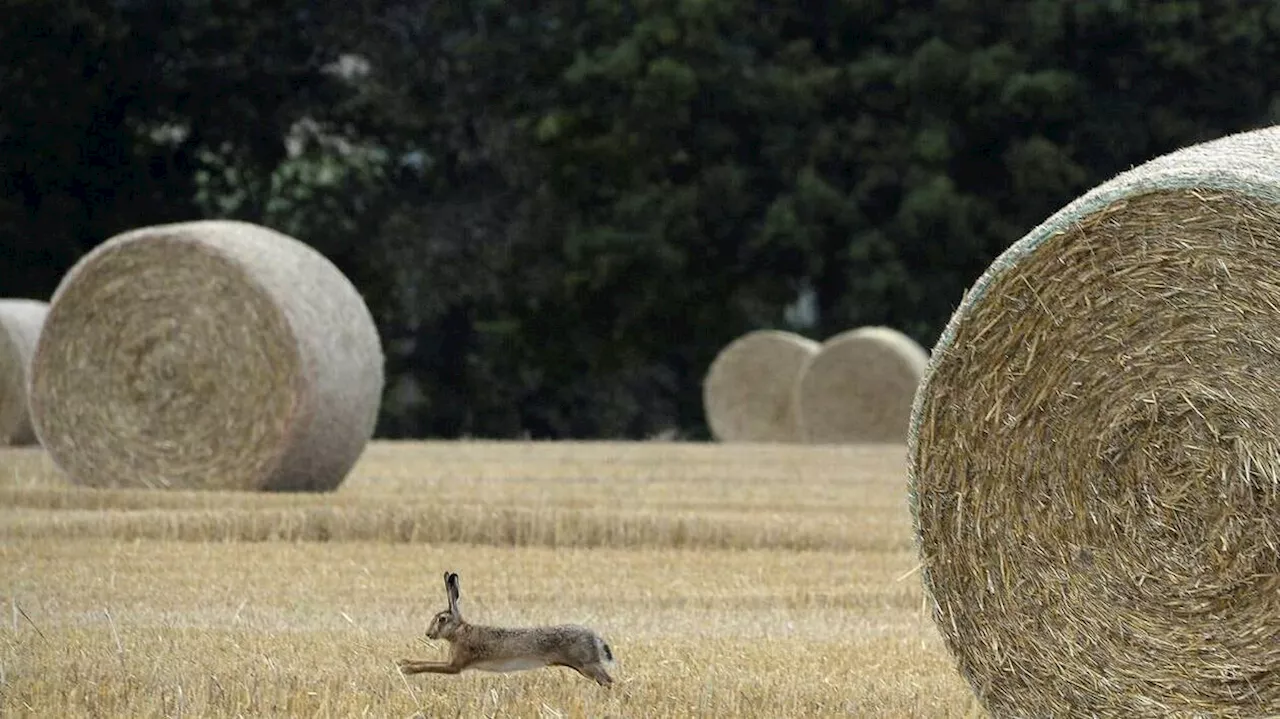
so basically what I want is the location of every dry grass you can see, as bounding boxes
[1,440,979,718]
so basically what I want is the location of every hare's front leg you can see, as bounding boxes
[398,658,461,675]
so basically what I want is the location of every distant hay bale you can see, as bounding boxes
[794,326,928,444]
[909,125,1280,718]
[703,330,819,442]
[0,299,49,446]
[28,220,384,492]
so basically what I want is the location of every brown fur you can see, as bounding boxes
[398,572,615,687]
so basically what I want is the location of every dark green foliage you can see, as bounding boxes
[4,0,1279,438]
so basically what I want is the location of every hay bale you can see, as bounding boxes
[908,125,1280,718]
[28,220,384,492]
[0,299,50,446]
[703,330,819,442]
[794,326,928,444]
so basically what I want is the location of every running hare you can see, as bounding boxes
[398,571,616,686]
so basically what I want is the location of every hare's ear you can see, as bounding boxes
[445,572,461,615]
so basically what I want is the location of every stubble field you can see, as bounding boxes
[0,441,981,718]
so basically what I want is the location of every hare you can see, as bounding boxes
[398,571,616,687]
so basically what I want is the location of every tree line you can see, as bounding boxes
[4,0,1278,438]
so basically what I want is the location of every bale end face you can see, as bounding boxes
[29,221,383,492]
[795,326,928,445]
[910,186,1280,718]
[0,299,50,446]
[703,330,819,443]
[0,326,23,445]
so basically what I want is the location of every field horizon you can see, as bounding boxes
[0,440,982,718]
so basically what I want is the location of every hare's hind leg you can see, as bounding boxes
[398,658,461,675]
[576,662,613,687]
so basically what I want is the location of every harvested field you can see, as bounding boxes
[0,441,980,718]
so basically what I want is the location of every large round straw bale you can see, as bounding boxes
[795,326,928,444]
[909,125,1280,718]
[703,330,819,442]
[28,220,384,492]
[0,299,49,446]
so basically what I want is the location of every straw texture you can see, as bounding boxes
[28,220,384,492]
[0,299,49,445]
[908,124,1280,718]
[795,326,928,444]
[703,330,819,442]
